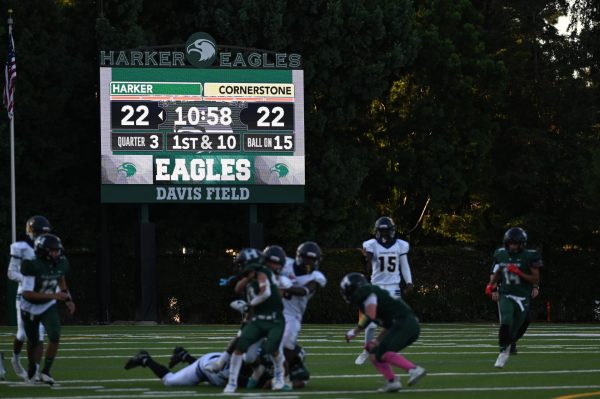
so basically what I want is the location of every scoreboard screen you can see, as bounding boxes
[100,68,304,203]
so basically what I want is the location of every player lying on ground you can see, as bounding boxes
[125,348,250,387]
[124,342,309,389]
[341,272,426,393]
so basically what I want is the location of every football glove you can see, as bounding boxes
[219,275,236,286]
[485,283,497,297]
[229,300,249,314]
[507,264,525,277]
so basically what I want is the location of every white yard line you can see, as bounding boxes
[52,349,600,359]
[3,385,600,399]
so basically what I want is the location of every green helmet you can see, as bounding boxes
[233,248,262,271]
[34,233,63,263]
[503,227,527,251]
[340,272,369,304]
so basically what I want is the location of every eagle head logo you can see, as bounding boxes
[185,32,217,67]
[270,163,289,178]
[117,162,137,177]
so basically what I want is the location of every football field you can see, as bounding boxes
[1,323,599,399]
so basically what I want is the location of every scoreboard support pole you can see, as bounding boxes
[137,204,157,322]
[249,204,264,249]
[98,205,111,323]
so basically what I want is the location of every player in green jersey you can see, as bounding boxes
[341,272,426,392]
[20,234,75,384]
[486,227,542,368]
[7,215,52,380]
[223,245,288,393]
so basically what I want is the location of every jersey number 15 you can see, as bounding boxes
[378,256,397,272]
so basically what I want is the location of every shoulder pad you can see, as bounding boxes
[362,239,376,250]
[352,284,374,304]
[396,239,410,253]
[10,240,31,254]
[278,275,293,289]
[311,270,327,287]
[280,262,295,278]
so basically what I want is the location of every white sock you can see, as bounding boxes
[365,323,376,345]
[227,354,243,387]
[251,364,265,380]
[272,353,285,382]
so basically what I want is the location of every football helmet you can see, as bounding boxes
[262,245,287,274]
[295,241,321,275]
[374,216,396,246]
[340,272,369,303]
[233,248,262,271]
[34,234,63,263]
[503,227,527,252]
[25,215,51,240]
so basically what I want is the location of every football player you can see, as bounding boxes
[279,241,327,387]
[206,248,263,373]
[124,347,251,387]
[20,233,75,384]
[341,272,426,392]
[486,227,542,368]
[355,216,414,365]
[223,245,288,393]
[488,238,541,356]
[6,216,51,380]
[0,352,5,380]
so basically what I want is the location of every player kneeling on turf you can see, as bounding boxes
[341,272,426,393]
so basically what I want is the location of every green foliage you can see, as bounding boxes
[0,1,599,323]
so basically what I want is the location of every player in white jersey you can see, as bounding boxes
[355,216,414,365]
[125,349,252,387]
[6,215,51,380]
[279,241,327,387]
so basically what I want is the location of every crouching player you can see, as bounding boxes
[341,272,426,392]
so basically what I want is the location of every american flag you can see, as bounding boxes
[3,24,15,119]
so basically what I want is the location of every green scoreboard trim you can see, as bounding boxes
[99,67,305,204]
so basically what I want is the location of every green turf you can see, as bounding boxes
[1,323,599,398]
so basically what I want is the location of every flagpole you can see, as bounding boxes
[8,9,15,243]
[10,108,15,242]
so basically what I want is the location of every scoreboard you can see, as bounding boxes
[100,68,305,203]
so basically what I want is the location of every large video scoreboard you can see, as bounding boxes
[100,67,305,203]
